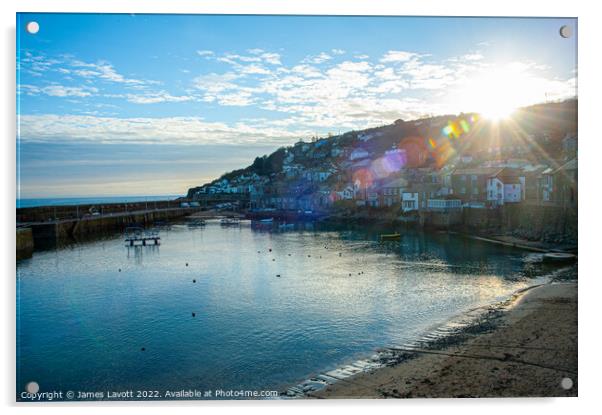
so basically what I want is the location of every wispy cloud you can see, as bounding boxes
[18,114,310,146]
[19,47,577,142]
[19,84,98,97]
[380,50,419,63]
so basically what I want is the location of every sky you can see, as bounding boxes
[16,14,577,198]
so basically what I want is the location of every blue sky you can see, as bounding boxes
[17,14,577,198]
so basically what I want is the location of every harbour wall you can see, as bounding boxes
[16,227,34,260]
[421,204,577,245]
[17,199,181,223]
[21,208,193,253]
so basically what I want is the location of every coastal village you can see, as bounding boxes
[186,99,577,246]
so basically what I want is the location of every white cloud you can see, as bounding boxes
[216,91,255,106]
[291,65,323,78]
[462,53,484,61]
[196,50,214,57]
[69,59,149,85]
[331,49,346,55]
[192,72,241,94]
[238,64,272,75]
[260,52,282,65]
[18,114,308,146]
[122,91,195,104]
[304,52,333,64]
[20,84,98,97]
[380,50,419,63]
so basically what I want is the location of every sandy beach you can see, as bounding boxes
[314,282,577,398]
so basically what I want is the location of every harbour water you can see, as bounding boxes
[16,221,551,399]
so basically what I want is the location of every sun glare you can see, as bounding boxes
[479,101,515,121]
[457,65,540,122]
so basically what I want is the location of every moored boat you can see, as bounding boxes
[220,217,240,226]
[188,219,206,227]
[542,252,577,263]
[380,233,401,241]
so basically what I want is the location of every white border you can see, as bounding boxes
[3,1,600,414]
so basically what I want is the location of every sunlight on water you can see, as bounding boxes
[16,222,549,395]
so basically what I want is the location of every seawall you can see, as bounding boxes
[16,227,34,260]
[418,204,577,247]
[22,208,194,252]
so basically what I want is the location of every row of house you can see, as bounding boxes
[190,129,577,214]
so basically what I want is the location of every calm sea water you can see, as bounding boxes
[16,222,550,399]
[17,195,180,208]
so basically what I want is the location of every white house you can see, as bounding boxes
[335,186,355,201]
[349,148,371,161]
[401,192,419,212]
[358,132,382,142]
[486,169,525,206]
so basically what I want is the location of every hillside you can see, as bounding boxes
[186,99,577,199]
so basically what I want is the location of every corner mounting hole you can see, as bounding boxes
[559,25,572,39]
[26,21,40,34]
[560,377,573,390]
[26,381,39,393]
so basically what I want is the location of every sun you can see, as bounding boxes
[479,101,516,121]
[457,66,534,122]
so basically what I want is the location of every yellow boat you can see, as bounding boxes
[380,233,401,241]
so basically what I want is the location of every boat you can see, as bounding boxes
[380,233,401,241]
[220,217,240,226]
[278,223,295,230]
[187,219,206,227]
[260,218,274,223]
[542,252,577,263]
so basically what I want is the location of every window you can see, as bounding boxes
[460,187,466,194]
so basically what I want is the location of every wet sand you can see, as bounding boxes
[314,282,577,398]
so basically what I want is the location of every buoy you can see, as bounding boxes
[118,268,121,272]
[348,273,352,276]
[141,347,146,351]
[193,279,196,283]
[269,248,272,252]
[186,263,189,267]
[272,258,275,261]
[276,274,281,277]
[288,254,291,256]
[192,312,196,317]
[308,255,311,257]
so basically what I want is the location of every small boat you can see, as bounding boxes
[542,252,577,263]
[188,219,206,227]
[278,223,294,230]
[260,218,274,223]
[220,217,240,226]
[380,233,401,241]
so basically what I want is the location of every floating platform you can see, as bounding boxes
[124,227,160,246]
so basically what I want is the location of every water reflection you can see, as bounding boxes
[17,221,552,396]
[127,245,160,265]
